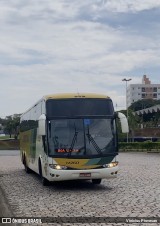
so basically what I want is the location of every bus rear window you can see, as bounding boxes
[46,98,114,118]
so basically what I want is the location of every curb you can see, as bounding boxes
[0,184,20,226]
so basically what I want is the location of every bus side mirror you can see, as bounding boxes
[117,112,129,133]
[38,114,46,136]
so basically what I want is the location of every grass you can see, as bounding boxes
[0,135,10,140]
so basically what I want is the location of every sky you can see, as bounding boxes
[1,0,160,117]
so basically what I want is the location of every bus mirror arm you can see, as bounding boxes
[117,112,129,133]
[38,114,46,136]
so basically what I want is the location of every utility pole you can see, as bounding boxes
[122,78,132,142]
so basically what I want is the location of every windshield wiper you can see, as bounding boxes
[53,136,59,148]
[86,126,102,155]
[68,124,78,155]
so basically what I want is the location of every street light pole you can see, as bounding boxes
[122,78,132,142]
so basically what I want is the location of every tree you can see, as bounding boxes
[12,115,20,139]
[3,114,20,139]
[4,116,13,138]
[117,109,140,141]
[129,99,160,128]
[129,99,160,112]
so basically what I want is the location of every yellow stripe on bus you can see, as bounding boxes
[54,158,100,169]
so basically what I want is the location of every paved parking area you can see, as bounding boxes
[0,152,160,225]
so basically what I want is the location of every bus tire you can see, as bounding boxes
[22,153,24,164]
[92,179,102,184]
[38,159,49,186]
[24,156,31,174]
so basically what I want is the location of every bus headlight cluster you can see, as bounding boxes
[49,164,68,170]
[103,162,118,168]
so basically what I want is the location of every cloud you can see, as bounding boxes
[0,0,160,116]
[91,0,160,13]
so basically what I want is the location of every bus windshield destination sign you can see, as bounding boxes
[56,149,80,153]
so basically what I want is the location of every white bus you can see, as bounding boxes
[20,93,128,185]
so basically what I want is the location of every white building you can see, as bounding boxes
[127,75,160,107]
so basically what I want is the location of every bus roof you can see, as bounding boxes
[21,93,110,117]
[44,93,110,100]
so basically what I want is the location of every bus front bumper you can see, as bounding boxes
[47,166,119,181]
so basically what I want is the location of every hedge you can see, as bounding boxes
[1,139,160,152]
[0,139,20,150]
[119,142,160,152]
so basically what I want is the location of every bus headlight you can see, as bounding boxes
[49,164,67,170]
[103,162,118,168]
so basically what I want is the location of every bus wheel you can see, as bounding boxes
[92,179,102,184]
[24,157,31,174]
[42,177,49,186]
[39,160,49,186]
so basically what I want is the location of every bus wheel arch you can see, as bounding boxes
[22,152,25,164]
[23,154,31,174]
[38,158,42,177]
[38,158,49,186]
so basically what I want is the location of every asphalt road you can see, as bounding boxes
[0,151,160,226]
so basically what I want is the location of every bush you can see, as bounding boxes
[0,139,19,150]
[119,142,160,152]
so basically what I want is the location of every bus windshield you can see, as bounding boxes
[47,118,117,157]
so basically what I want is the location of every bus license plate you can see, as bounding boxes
[79,173,91,177]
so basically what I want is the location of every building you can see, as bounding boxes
[127,75,160,107]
